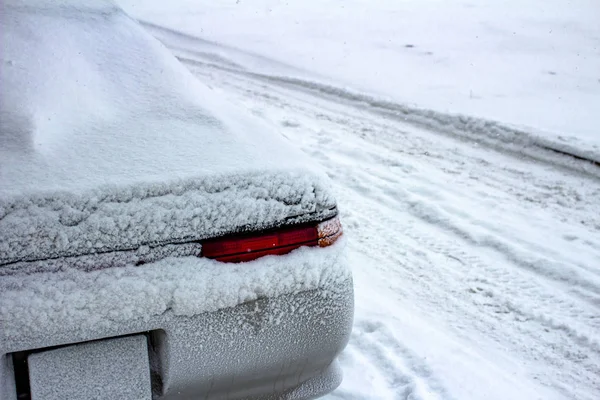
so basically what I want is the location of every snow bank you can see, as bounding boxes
[119,0,600,153]
[130,19,600,169]
[0,1,336,265]
[0,239,349,342]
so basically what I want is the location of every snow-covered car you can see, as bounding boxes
[0,1,353,399]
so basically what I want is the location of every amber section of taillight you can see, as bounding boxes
[317,216,343,247]
[202,216,343,263]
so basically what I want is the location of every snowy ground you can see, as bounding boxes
[121,0,600,154]
[120,2,600,399]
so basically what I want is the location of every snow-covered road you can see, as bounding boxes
[143,23,600,400]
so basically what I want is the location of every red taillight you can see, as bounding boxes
[202,217,343,263]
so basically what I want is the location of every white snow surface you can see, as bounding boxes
[2,2,600,399]
[0,239,349,342]
[144,23,600,399]
[119,0,600,154]
[0,1,335,264]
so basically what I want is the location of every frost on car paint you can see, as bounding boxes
[1,240,350,349]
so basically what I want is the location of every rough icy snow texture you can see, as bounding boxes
[0,171,335,265]
[0,239,349,341]
[0,1,335,265]
[28,335,152,400]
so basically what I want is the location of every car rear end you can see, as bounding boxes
[0,2,353,398]
[1,213,352,400]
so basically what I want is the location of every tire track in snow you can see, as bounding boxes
[328,319,452,400]
[324,146,600,399]
[344,178,600,359]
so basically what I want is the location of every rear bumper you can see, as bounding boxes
[2,280,353,400]
[156,280,353,400]
[0,244,353,400]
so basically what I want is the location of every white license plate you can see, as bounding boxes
[28,335,152,400]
